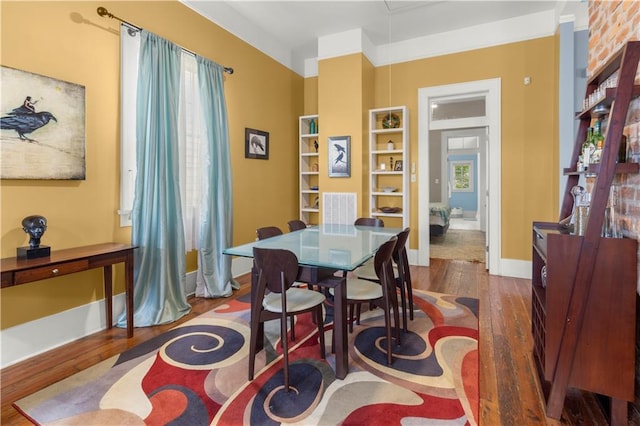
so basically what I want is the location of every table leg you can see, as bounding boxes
[333,276,348,379]
[103,266,113,329]
[251,266,264,352]
[125,250,134,338]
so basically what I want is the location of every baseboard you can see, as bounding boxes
[500,258,532,279]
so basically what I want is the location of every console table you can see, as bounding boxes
[1,243,136,338]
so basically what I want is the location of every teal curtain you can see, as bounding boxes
[194,57,238,297]
[118,30,191,327]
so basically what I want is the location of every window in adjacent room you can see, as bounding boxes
[450,160,473,192]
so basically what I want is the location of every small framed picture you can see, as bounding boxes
[328,135,350,177]
[245,128,269,160]
[394,160,403,171]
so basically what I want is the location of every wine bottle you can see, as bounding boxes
[582,127,594,167]
[591,120,605,163]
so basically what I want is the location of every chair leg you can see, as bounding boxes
[397,277,408,333]
[281,312,290,392]
[383,303,393,366]
[248,317,260,381]
[316,306,326,359]
[348,303,354,333]
[290,315,296,341]
[406,278,414,321]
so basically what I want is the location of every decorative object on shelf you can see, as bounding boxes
[310,185,318,190]
[309,118,317,134]
[390,156,394,170]
[387,140,394,150]
[311,162,318,172]
[379,206,402,213]
[245,128,269,160]
[394,160,403,171]
[379,163,386,171]
[313,140,318,153]
[17,215,50,259]
[313,196,319,209]
[381,187,397,193]
[1,66,86,180]
[559,185,585,230]
[328,135,350,177]
[382,112,400,129]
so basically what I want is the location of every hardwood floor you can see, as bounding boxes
[1,259,614,425]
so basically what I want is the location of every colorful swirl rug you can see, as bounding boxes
[14,289,478,425]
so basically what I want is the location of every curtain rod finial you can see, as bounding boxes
[97,7,109,17]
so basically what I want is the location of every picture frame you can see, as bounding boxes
[1,66,86,180]
[328,135,350,177]
[245,128,269,159]
[394,159,403,171]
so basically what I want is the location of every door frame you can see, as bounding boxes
[418,78,501,274]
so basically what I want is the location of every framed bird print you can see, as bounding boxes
[0,66,86,179]
[245,128,269,160]
[328,135,350,177]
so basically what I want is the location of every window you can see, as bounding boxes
[451,160,473,192]
[119,25,209,251]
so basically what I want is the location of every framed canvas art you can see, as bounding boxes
[328,135,350,177]
[0,66,86,179]
[245,128,269,160]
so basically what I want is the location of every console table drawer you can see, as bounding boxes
[13,259,89,284]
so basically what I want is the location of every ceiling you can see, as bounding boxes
[181,0,587,75]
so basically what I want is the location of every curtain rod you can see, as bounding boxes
[97,6,234,75]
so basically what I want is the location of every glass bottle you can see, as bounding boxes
[592,119,605,162]
[309,118,317,135]
[582,127,594,168]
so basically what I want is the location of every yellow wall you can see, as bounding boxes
[370,37,559,259]
[0,1,303,329]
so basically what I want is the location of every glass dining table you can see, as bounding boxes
[222,224,401,379]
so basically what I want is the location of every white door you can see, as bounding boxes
[418,78,501,274]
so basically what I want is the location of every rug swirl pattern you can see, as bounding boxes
[14,289,478,425]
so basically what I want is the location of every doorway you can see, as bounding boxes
[440,127,486,232]
[418,79,501,274]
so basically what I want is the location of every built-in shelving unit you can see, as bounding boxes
[299,115,319,225]
[368,106,409,229]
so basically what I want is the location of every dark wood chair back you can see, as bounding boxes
[354,217,385,227]
[256,226,283,240]
[252,247,300,295]
[287,220,307,232]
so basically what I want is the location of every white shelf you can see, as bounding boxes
[299,114,320,225]
[368,106,409,229]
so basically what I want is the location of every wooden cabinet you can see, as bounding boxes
[368,106,409,228]
[299,115,319,224]
[532,41,640,424]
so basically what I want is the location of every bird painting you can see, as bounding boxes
[250,135,265,153]
[1,99,57,142]
[333,143,346,164]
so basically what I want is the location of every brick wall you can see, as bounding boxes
[587,0,640,254]
[587,0,640,421]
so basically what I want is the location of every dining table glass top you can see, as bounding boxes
[223,224,401,271]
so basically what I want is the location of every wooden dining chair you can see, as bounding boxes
[354,228,413,331]
[256,226,283,240]
[249,247,326,392]
[354,217,385,227]
[287,220,307,232]
[330,236,400,365]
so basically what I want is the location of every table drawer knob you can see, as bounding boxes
[52,268,59,274]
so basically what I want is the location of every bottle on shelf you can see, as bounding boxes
[580,127,595,169]
[309,118,317,134]
[591,119,605,163]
